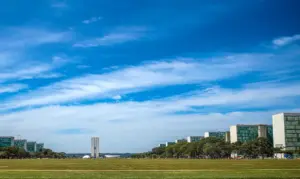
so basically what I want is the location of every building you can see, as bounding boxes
[225,132,231,143]
[158,144,166,147]
[27,142,37,153]
[91,137,100,158]
[175,139,187,143]
[36,143,44,152]
[0,136,14,148]
[273,113,300,151]
[104,154,120,158]
[165,142,175,147]
[187,136,204,143]
[204,131,229,140]
[14,139,27,151]
[230,124,273,143]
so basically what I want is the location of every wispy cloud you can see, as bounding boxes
[51,1,68,8]
[272,34,300,47]
[0,55,68,83]
[0,84,27,94]
[0,27,71,50]
[3,44,300,110]
[73,27,147,47]
[82,16,102,24]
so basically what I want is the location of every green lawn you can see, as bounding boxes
[0,159,300,178]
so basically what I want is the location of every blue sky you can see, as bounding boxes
[1,0,300,153]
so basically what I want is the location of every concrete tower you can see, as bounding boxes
[91,137,100,158]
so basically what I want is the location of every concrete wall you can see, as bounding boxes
[230,126,237,143]
[272,113,285,148]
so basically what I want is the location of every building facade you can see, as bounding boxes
[14,139,27,151]
[36,143,44,152]
[158,144,166,147]
[225,132,231,143]
[175,139,187,143]
[91,137,100,158]
[204,131,228,140]
[230,124,273,143]
[165,142,175,147]
[0,136,14,148]
[273,113,300,151]
[187,136,204,143]
[27,142,37,153]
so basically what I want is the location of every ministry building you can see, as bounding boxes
[273,113,300,151]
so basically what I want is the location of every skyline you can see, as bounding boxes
[0,0,300,153]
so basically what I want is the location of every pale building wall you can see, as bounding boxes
[272,113,286,149]
[204,132,209,138]
[230,125,237,143]
[258,125,267,138]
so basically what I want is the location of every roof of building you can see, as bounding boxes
[273,112,300,116]
[0,136,14,138]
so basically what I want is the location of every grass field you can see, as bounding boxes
[0,159,300,178]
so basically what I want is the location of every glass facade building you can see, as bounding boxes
[273,113,300,151]
[187,136,204,143]
[165,142,175,147]
[175,139,187,143]
[27,142,37,152]
[158,144,166,147]
[230,125,273,143]
[204,132,228,140]
[0,137,14,148]
[14,139,27,151]
[36,143,44,152]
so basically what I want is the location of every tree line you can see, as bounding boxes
[132,137,288,159]
[0,146,66,159]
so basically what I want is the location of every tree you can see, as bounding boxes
[253,137,273,159]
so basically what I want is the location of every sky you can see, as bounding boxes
[0,0,300,153]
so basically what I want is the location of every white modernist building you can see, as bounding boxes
[273,113,300,151]
[91,137,100,158]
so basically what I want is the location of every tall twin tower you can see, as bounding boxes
[91,137,100,158]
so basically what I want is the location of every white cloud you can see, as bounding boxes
[272,34,300,47]
[0,28,70,50]
[2,45,300,110]
[112,95,122,100]
[0,56,256,109]
[82,16,102,24]
[73,27,146,47]
[0,84,27,94]
[0,55,68,83]
[0,98,297,152]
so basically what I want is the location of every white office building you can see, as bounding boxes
[273,113,300,151]
[91,137,100,158]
